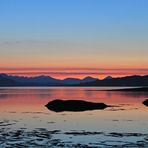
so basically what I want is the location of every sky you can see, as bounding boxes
[0,0,148,79]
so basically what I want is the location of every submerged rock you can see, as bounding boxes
[143,99,148,107]
[45,99,109,112]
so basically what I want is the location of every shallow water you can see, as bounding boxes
[0,87,148,147]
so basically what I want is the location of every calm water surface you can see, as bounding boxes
[0,87,148,147]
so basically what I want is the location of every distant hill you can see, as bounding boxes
[0,74,148,86]
[62,78,82,85]
[103,76,113,80]
[79,75,148,86]
[62,76,98,85]
[82,76,98,83]
[0,74,98,86]
[0,74,61,86]
[0,75,21,86]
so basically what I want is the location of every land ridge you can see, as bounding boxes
[0,73,148,87]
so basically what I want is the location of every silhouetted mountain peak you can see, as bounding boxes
[62,78,81,84]
[34,75,53,78]
[80,75,148,86]
[83,76,97,80]
[104,76,113,80]
[0,74,21,86]
[82,76,98,83]
[63,78,81,81]
[0,73,9,77]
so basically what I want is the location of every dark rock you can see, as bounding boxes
[45,99,109,112]
[143,99,148,106]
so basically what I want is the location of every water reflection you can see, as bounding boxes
[0,87,147,112]
[0,87,147,147]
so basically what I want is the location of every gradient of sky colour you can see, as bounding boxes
[0,0,148,79]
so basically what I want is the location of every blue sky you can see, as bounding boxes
[0,0,148,41]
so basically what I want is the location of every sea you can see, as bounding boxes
[0,87,148,147]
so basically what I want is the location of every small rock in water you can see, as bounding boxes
[143,99,148,106]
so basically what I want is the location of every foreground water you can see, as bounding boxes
[0,87,148,147]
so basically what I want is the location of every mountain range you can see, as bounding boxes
[0,74,98,86]
[0,73,148,86]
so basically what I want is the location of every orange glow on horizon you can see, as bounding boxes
[0,67,147,79]
[5,73,142,79]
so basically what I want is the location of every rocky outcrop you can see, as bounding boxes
[45,99,109,112]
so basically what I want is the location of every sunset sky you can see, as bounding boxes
[0,0,148,79]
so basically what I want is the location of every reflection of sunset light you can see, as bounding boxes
[0,88,147,112]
